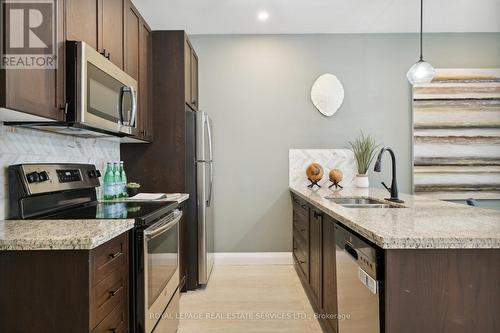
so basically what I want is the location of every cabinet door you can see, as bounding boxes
[322,216,339,333]
[138,20,152,141]
[184,39,192,107]
[100,0,124,69]
[65,0,99,50]
[190,51,199,109]
[309,209,322,306]
[124,1,139,80]
[2,0,65,121]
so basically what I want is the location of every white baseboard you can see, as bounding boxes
[214,252,293,266]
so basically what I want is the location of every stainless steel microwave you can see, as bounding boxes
[65,40,138,136]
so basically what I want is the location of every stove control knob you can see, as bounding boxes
[88,170,96,178]
[38,171,49,182]
[26,172,40,183]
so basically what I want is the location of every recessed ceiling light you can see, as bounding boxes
[257,11,269,21]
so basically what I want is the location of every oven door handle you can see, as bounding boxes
[144,210,182,240]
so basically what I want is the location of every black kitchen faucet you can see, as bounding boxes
[374,147,404,203]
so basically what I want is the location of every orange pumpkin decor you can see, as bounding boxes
[306,163,323,188]
[328,169,344,190]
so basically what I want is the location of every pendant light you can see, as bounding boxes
[407,0,435,84]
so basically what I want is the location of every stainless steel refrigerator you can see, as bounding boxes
[195,111,215,285]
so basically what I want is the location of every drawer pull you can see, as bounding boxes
[109,285,123,297]
[109,251,122,259]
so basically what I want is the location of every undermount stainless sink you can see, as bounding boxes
[324,197,404,208]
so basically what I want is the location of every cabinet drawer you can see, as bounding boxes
[90,267,127,329]
[91,233,128,286]
[293,236,309,280]
[91,301,127,333]
[292,194,309,215]
[293,210,309,242]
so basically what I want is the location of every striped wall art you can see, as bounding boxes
[412,68,500,200]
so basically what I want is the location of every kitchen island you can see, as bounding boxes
[289,185,500,333]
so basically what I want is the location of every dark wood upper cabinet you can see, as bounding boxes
[0,0,65,121]
[66,0,123,69]
[65,0,99,50]
[309,208,323,307]
[184,39,192,107]
[137,20,153,141]
[124,1,140,80]
[100,0,124,69]
[190,51,199,108]
[184,38,199,111]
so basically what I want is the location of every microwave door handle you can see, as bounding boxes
[118,86,126,125]
[130,86,137,127]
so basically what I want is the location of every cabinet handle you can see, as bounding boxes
[109,284,123,297]
[100,49,110,59]
[300,228,306,232]
[109,251,122,259]
[60,103,68,114]
[299,260,306,264]
[300,204,307,210]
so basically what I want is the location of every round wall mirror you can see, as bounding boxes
[310,73,344,117]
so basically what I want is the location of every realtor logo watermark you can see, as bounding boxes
[1,0,57,69]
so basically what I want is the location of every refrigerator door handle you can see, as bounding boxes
[207,162,213,207]
[206,116,214,162]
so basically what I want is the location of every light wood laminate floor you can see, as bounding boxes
[178,265,322,333]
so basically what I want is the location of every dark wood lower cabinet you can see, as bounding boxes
[309,208,323,306]
[292,194,338,333]
[0,232,129,333]
[322,215,339,333]
[385,249,500,333]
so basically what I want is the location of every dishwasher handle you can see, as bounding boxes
[344,243,358,261]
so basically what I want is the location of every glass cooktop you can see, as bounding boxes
[41,201,178,223]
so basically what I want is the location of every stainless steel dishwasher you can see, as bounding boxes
[335,223,381,333]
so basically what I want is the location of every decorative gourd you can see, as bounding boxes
[329,169,343,183]
[306,163,324,181]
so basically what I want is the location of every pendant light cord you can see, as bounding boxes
[420,0,424,61]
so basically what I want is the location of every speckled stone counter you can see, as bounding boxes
[290,185,500,249]
[0,219,135,250]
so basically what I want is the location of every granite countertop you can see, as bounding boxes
[289,185,500,249]
[0,219,135,250]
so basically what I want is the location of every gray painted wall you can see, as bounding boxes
[190,33,500,252]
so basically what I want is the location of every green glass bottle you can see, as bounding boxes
[113,162,121,199]
[119,161,128,198]
[103,162,114,200]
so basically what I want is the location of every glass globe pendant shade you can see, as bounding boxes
[407,59,435,84]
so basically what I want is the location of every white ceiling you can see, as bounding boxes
[133,0,500,34]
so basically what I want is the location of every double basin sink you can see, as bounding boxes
[324,197,405,209]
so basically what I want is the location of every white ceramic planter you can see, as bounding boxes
[355,174,369,188]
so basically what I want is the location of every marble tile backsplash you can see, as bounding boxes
[289,149,357,188]
[0,124,120,219]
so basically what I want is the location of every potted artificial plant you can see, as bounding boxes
[348,132,379,188]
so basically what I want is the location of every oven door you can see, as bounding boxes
[143,209,181,333]
[73,41,138,136]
